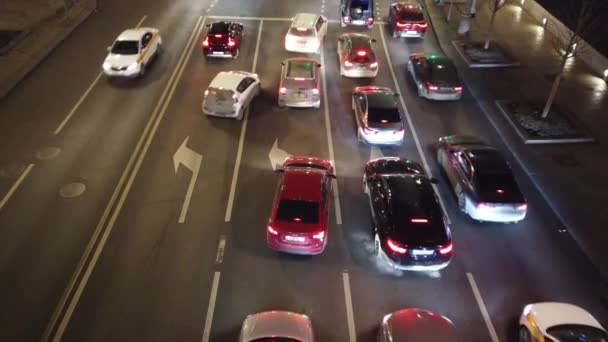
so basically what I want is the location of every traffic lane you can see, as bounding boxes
[382,19,608,336]
[211,0,324,18]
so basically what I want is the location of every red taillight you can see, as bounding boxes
[312,231,325,241]
[363,126,377,135]
[394,127,404,135]
[453,86,463,92]
[268,225,278,235]
[517,204,528,211]
[344,60,353,67]
[279,87,287,95]
[343,16,350,23]
[496,189,504,194]
[387,238,407,254]
[214,34,222,38]
[477,202,489,210]
[439,242,453,255]
[202,37,209,48]
[369,61,378,68]
[396,22,409,28]
[427,82,439,91]
[367,17,374,24]
[357,50,367,57]
[296,27,308,32]
[227,37,236,47]
[232,93,239,101]
[414,23,428,29]
[312,88,320,96]
[410,218,428,223]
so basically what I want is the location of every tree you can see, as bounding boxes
[541,0,606,118]
[483,0,506,50]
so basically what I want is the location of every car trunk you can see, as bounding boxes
[204,88,235,114]
[367,107,402,131]
[209,34,229,48]
[284,78,316,101]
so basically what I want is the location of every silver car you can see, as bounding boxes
[240,311,314,342]
[278,57,322,108]
[353,86,404,145]
[378,309,457,342]
[337,33,378,78]
[407,52,463,101]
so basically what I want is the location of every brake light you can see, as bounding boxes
[496,189,504,194]
[477,203,490,210]
[294,77,305,81]
[410,218,428,223]
[414,23,428,29]
[426,82,439,91]
[363,126,377,135]
[232,93,239,101]
[387,238,407,254]
[214,34,223,38]
[268,225,278,235]
[312,88,320,96]
[396,22,409,28]
[369,61,378,68]
[202,37,209,48]
[343,16,350,23]
[439,242,453,255]
[453,86,463,92]
[293,217,302,222]
[279,87,287,95]
[367,17,374,24]
[344,60,353,67]
[517,204,528,211]
[204,90,209,96]
[357,50,367,57]
[312,231,325,241]
[296,27,308,32]
[227,37,236,47]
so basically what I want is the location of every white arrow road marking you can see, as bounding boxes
[370,145,384,161]
[268,138,291,171]
[174,136,202,223]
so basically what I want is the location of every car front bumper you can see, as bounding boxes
[103,66,140,77]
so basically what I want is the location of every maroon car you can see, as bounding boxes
[267,157,335,255]
[201,21,243,58]
[389,2,428,38]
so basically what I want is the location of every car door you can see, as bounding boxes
[236,77,256,106]
[355,92,367,129]
[140,32,154,64]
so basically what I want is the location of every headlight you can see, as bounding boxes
[127,63,139,71]
[102,61,111,70]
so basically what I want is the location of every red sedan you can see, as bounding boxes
[267,157,335,255]
[389,2,428,38]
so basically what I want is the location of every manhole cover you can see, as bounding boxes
[59,182,86,198]
[552,153,579,167]
[36,147,61,160]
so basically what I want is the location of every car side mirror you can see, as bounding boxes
[430,177,439,184]
[274,168,284,173]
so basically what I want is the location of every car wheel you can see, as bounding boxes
[457,192,466,213]
[519,326,532,342]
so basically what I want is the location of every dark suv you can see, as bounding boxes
[340,0,375,28]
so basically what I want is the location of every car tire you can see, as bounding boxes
[519,326,532,342]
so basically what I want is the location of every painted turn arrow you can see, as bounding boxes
[173,136,202,223]
[269,138,292,171]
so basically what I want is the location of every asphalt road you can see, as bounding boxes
[0,0,606,341]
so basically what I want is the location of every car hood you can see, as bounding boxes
[527,303,605,331]
[105,53,138,68]
[240,311,313,342]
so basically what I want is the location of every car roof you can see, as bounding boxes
[208,71,250,90]
[394,2,424,12]
[292,13,319,28]
[208,21,234,33]
[117,28,154,41]
[343,33,372,49]
[281,167,325,201]
[384,309,457,342]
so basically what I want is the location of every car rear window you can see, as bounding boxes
[400,11,424,21]
[288,27,315,37]
[276,199,319,224]
[368,108,400,123]
[111,40,138,55]
[209,22,230,34]
[475,172,523,202]
[207,87,235,103]
[430,62,459,83]
[351,0,370,10]
[286,61,314,78]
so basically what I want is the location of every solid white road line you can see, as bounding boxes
[0,163,34,211]
[224,20,263,222]
[215,236,226,265]
[53,14,147,135]
[466,272,500,342]
[320,49,343,225]
[378,23,452,224]
[342,271,357,342]
[201,271,221,342]
[44,16,206,342]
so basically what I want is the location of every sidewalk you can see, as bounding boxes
[423,0,608,280]
[0,0,97,98]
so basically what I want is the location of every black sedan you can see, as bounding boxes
[436,135,527,223]
[201,21,243,58]
[363,157,452,272]
[407,52,463,101]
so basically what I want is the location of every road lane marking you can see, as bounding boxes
[53,14,147,135]
[201,271,221,342]
[467,273,500,342]
[215,236,226,264]
[320,49,343,225]
[224,20,263,222]
[378,23,451,224]
[0,163,34,211]
[208,15,344,24]
[342,271,356,342]
[43,16,206,342]
[173,136,203,223]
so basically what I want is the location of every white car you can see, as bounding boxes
[240,311,314,342]
[285,13,328,54]
[519,302,608,342]
[278,57,321,108]
[202,71,261,120]
[102,28,162,78]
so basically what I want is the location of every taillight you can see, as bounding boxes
[369,61,378,69]
[414,23,428,29]
[357,50,367,57]
[312,88,320,96]
[363,126,377,135]
[344,60,353,67]
[268,225,278,235]
[227,37,236,47]
[214,34,223,38]
[296,27,308,32]
[394,127,404,135]
[426,82,439,91]
[367,17,374,24]
[410,218,428,223]
[204,89,209,96]
[232,93,239,101]
[387,238,407,254]
[279,87,287,95]
[439,242,453,255]
[312,231,325,241]
[476,202,489,210]
[453,86,463,92]
[202,36,209,48]
[343,16,350,23]
[294,77,305,81]
[517,204,528,211]
[396,22,409,28]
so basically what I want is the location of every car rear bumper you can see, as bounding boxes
[360,128,404,145]
[395,29,425,38]
[467,206,527,222]
[279,98,320,108]
[424,91,462,101]
[342,18,373,26]
[202,105,238,119]
[285,41,320,53]
[380,248,450,271]
[203,48,237,58]
[267,236,326,255]
[103,67,140,78]
[342,67,378,78]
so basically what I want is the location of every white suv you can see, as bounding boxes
[202,71,261,120]
[285,13,328,54]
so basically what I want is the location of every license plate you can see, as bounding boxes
[412,249,434,255]
[212,51,225,55]
[285,235,305,242]
[352,20,365,25]
[407,30,418,35]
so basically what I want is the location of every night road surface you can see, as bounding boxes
[0,0,606,341]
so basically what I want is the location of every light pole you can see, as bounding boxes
[457,0,477,35]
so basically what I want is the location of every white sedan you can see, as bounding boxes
[519,302,607,341]
[202,71,261,120]
[102,28,162,78]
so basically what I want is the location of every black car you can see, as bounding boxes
[201,21,243,58]
[436,135,527,223]
[364,157,452,271]
[340,0,375,28]
[407,52,463,101]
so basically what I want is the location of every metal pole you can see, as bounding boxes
[457,0,475,35]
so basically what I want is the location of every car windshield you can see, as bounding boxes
[276,199,319,224]
[111,40,139,55]
[250,338,303,342]
[286,61,315,78]
[400,11,424,21]
[351,0,370,10]
[546,324,608,342]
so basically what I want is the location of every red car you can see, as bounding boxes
[389,2,427,38]
[267,157,335,255]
